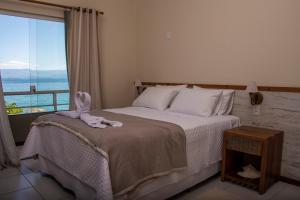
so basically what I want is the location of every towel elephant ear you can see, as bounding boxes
[74,92,83,110]
[74,92,91,112]
[81,92,91,110]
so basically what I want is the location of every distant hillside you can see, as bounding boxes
[0,69,68,83]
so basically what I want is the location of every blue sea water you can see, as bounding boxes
[1,69,70,113]
[3,81,70,113]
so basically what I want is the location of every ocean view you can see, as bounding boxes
[1,69,70,113]
[0,13,69,114]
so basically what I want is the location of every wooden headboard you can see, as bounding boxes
[141,82,300,93]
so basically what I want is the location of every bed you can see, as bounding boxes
[20,106,240,200]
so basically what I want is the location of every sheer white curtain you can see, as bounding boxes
[0,73,19,168]
[65,8,102,110]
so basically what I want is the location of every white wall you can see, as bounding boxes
[3,0,300,106]
[137,0,300,87]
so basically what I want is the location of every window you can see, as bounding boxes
[0,13,69,114]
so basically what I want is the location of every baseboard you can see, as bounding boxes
[279,176,300,187]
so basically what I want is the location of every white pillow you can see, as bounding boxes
[218,89,235,115]
[193,86,223,115]
[169,88,222,117]
[132,87,179,111]
[193,86,235,115]
[156,85,187,107]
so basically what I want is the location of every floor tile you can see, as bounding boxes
[220,181,290,200]
[172,177,233,200]
[5,169,297,200]
[270,183,300,200]
[172,177,300,200]
[20,159,40,175]
[24,173,75,200]
[19,160,36,175]
[181,187,243,200]
[0,175,31,194]
[19,165,33,175]
[0,188,43,200]
[0,167,21,179]
[24,172,52,187]
[223,184,271,200]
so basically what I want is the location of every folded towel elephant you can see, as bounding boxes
[56,92,123,128]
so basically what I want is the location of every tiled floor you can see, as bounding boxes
[1,162,300,200]
[0,162,75,200]
[171,176,300,200]
[1,146,300,200]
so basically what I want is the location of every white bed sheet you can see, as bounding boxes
[21,107,240,200]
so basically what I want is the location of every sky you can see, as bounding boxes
[0,13,67,70]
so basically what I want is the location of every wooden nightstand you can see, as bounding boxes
[221,126,283,194]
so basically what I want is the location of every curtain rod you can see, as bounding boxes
[19,0,104,15]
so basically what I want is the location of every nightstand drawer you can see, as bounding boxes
[225,135,262,156]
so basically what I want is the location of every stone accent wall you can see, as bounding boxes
[232,91,300,180]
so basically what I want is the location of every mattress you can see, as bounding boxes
[20,107,240,200]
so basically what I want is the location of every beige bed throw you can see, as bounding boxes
[32,110,187,196]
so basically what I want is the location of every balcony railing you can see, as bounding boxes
[4,89,69,114]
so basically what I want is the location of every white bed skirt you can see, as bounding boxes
[24,156,220,200]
